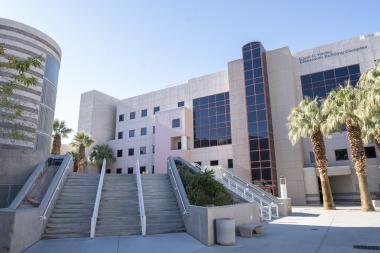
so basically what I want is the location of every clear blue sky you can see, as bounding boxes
[1,0,379,142]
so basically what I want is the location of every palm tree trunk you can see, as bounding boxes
[78,144,85,173]
[51,134,61,155]
[346,119,375,211]
[311,130,335,210]
[374,135,380,155]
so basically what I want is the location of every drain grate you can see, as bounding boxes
[353,245,380,250]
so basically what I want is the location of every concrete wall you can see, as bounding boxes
[266,47,306,205]
[77,90,118,146]
[227,59,251,180]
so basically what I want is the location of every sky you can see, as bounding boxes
[1,0,379,143]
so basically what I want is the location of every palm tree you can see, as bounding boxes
[288,97,335,210]
[358,60,380,153]
[89,144,116,172]
[51,119,73,155]
[68,150,79,172]
[70,132,95,173]
[321,83,375,211]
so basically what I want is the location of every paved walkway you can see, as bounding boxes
[25,206,380,253]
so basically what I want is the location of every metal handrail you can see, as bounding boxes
[40,155,72,220]
[168,160,188,215]
[136,159,146,236]
[90,159,106,238]
[213,166,279,220]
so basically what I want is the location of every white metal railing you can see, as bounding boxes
[40,155,72,220]
[212,166,279,221]
[136,159,146,236]
[90,159,106,238]
[168,160,188,215]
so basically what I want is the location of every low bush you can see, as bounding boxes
[178,167,234,206]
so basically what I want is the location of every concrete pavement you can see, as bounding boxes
[24,206,380,253]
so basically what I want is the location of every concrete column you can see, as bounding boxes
[181,136,187,150]
[303,167,320,205]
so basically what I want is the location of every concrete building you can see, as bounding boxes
[0,18,61,207]
[78,33,380,205]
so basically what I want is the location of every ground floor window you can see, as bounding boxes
[335,149,348,161]
[364,146,377,158]
[152,165,155,174]
[116,168,122,174]
[128,167,133,174]
[106,169,111,174]
[140,166,146,174]
[228,159,233,168]
[210,160,218,166]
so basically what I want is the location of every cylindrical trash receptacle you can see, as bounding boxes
[216,218,235,246]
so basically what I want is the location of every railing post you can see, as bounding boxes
[136,159,146,236]
[90,159,106,238]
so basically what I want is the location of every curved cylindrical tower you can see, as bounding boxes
[0,18,62,207]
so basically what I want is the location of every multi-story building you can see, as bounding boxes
[78,33,380,205]
[0,18,61,207]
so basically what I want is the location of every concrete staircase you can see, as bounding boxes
[43,173,99,239]
[142,174,185,234]
[95,174,141,236]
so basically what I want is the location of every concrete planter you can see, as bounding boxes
[215,218,235,246]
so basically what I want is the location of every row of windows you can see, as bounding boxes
[193,92,232,149]
[108,166,154,174]
[118,101,185,122]
[117,118,180,139]
[300,64,361,99]
[242,42,277,193]
[309,146,377,162]
[117,145,155,157]
[194,159,233,169]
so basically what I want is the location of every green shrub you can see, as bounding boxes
[178,167,234,206]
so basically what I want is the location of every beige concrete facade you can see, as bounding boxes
[78,33,380,205]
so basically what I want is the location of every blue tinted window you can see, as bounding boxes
[311,72,323,82]
[335,67,348,77]
[141,109,147,117]
[153,106,160,114]
[141,127,147,136]
[324,70,334,79]
[348,65,360,74]
[130,112,136,119]
[177,101,185,107]
[44,54,60,85]
[129,130,135,138]
[172,118,180,128]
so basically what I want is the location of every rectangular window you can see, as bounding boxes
[128,167,133,174]
[154,106,160,114]
[193,92,231,149]
[152,165,155,174]
[335,149,348,161]
[119,114,124,122]
[117,149,123,157]
[129,130,135,138]
[153,126,155,134]
[178,101,184,107]
[128,148,134,156]
[116,168,122,174]
[106,169,111,174]
[310,152,315,163]
[228,159,233,169]
[364,146,377,158]
[210,160,218,166]
[130,112,136,120]
[140,146,146,155]
[140,166,146,174]
[141,109,147,117]
[172,118,180,128]
[141,127,147,136]
[118,131,123,139]
[152,145,155,154]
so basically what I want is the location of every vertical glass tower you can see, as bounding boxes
[242,42,277,195]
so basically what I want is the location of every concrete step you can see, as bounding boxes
[43,233,89,239]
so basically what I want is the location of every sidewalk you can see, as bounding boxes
[24,206,380,253]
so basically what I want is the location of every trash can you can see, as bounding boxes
[215,218,235,246]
